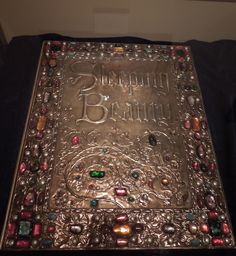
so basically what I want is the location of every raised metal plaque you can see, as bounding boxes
[0,41,234,250]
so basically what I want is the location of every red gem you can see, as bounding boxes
[20,210,33,219]
[208,211,218,220]
[208,162,216,171]
[115,188,127,196]
[221,222,230,235]
[16,240,30,248]
[36,131,44,139]
[194,132,201,140]
[47,225,56,233]
[115,214,129,223]
[200,223,209,233]
[19,162,27,174]
[192,162,199,171]
[51,40,61,45]
[184,120,191,129]
[212,237,224,246]
[71,135,79,145]
[33,223,41,237]
[7,223,16,237]
[40,159,49,171]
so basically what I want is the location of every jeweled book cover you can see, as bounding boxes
[0,41,234,250]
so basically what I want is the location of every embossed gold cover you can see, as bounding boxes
[0,41,234,250]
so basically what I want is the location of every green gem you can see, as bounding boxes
[18,221,31,236]
[186,212,194,221]
[191,239,200,247]
[47,212,57,221]
[209,220,221,236]
[131,171,139,179]
[41,239,53,248]
[90,199,98,208]
[89,170,105,178]
[145,47,153,53]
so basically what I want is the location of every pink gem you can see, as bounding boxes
[33,223,41,237]
[208,162,216,171]
[47,225,56,233]
[36,131,44,139]
[184,120,191,129]
[7,223,16,237]
[19,162,27,174]
[221,222,230,235]
[71,135,79,145]
[20,210,33,219]
[116,238,128,247]
[16,240,30,248]
[115,188,127,196]
[24,192,36,207]
[115,214,129,223]
[200,223,209,234]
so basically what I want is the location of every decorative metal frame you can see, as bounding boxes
[0,41,234,250]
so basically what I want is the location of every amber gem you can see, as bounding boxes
[37,116,47,131]
[113,224,132,236]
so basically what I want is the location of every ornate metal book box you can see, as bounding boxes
[0,41,234,250]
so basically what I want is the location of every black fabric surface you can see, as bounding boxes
[0,34,236,256]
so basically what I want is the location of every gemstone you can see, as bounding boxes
[37,116,47,131]
[18,221,31,236]
[162,223,176,234]
[40,104,48,114]
[48,59,57,68]
[208,219,221,236]
[115,188,127,196]
[113,224,132,236]
[197,144,205,159]
[184,120,191,129]
[190,239,200,247]
[47,118,54,128]
[148,134,157,146]
[113,47,124,54]
[16,240,30,248]
[189,224,198,234]
[89,170,105,178]
[133,223,144,233]
[200,163,208,172]
[208,162,216,171]
[29,160,40,173]
[43,91,51,103]
[36,131,44,139]
[187,95,195,106]
[194,132,201,140]
[221,222,230,235]
[115,214,129,223]
[40,159,49,171]
[7,223,16,237]
[192,117,200,131]
[90,199,98,208]
[131,171,139,179]
[208,211,218,220]
[212,237,224,246]
[41,239,53,248]
[201,120,207,129]
[205,194,216,210]
[161,178,169,185]
[186,212,194,221]
[69,224,83,234]
[19,162,27,174]
[20,211,33,219]
[47,225,56,233]
[192,162,199,171]
[200,223,209,233]
[127,196,135,202]
[24,191,36,207]
[116,238,128,247]
[51,42,61,52]
[48,212,57,221]
[71,135,79,145]
[33,223,41,237]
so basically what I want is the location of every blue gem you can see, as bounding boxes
[90,199,98,208]
[47,212,57,221]
[186,212,194,221]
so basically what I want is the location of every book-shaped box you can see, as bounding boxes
[0,41,234,250]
